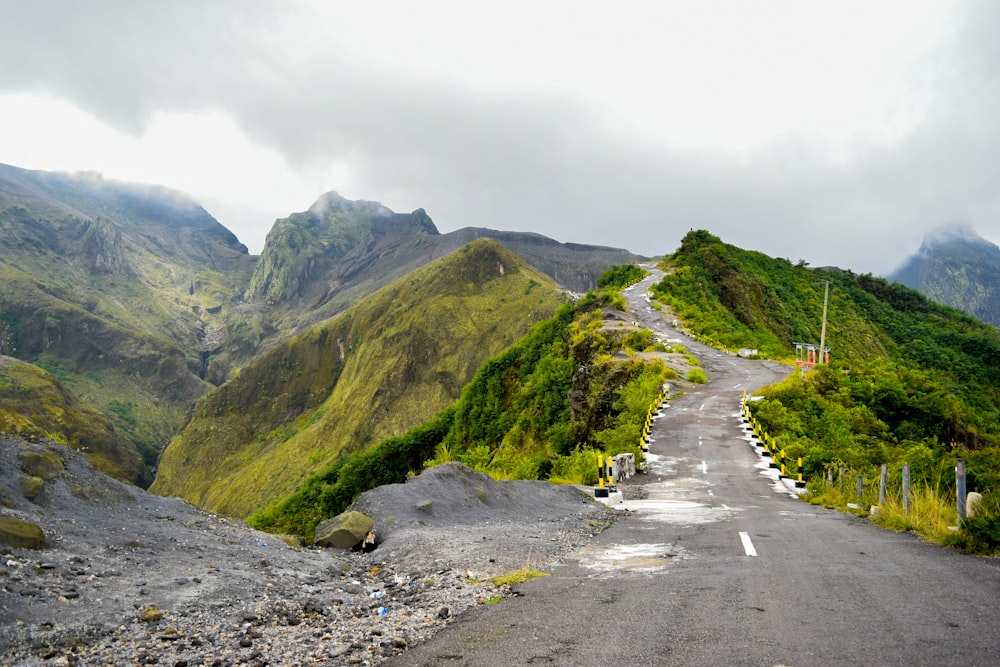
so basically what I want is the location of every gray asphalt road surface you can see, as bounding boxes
[390,267,1000,666]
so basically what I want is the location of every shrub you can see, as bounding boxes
[687,368,707,384]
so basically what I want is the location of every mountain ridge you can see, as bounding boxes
[0,162,642,483]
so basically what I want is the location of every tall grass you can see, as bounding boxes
[871,484,962,545]
[805,470,999,553]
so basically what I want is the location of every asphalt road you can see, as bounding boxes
[390,267,1000,666]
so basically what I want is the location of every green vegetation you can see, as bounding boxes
[490,568,550,586]
[0,358,151,485]
[597,264,647,290]
[686,368,707,384]
[659,231,1000,552]
[250,408,455,536]
[250,289,672,539]
[157,240,567,518]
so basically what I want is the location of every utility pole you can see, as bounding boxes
[817,281,830,365]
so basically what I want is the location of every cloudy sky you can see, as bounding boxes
[1,1,998,275]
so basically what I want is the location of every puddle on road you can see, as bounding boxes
[629,451,733,524]
[620,496,734,525]
[576,542,690,572]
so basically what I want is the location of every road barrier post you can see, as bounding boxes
[796,458,805,488]
[857,475,864,501]
[595,454,608,498]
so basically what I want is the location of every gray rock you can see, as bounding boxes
[967,491,984,518]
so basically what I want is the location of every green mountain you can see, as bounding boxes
[151,239,567,517]
[249,231,1000,549]
[889,224,1000,328]
[0,164,253,483]
[0,163,641,485]
[211,192,644,382]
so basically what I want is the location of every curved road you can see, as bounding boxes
[392,267,1000,666]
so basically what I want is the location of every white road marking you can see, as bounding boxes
[700,461,708,474]
[739,531,758,557]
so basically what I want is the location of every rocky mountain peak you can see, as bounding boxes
[919,223,993,252]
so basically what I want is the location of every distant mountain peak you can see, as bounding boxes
[920,223,992,250]
[307,191,394,218]
[890,223,1000,327]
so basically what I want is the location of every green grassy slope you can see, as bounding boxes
[151,240,568,517]
[0,356,150,485]
[654,231,1000,547]
[250,285,675,540]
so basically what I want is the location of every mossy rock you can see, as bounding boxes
[17,449,64,480]
[314,510,374,549]
[22,475,44,502]
[0,515,49,549]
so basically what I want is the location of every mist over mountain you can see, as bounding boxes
[890,224,1000,327]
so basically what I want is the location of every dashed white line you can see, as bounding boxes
[700,461,708,474]
[739,531,758,557]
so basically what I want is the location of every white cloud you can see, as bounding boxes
[0,0,997,272]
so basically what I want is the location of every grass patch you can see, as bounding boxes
[687,368,707,384]
[490,568,550,587]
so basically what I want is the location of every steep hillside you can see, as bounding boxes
[250,286,675,539]
[207,192,646,383]
[0,164,252,479]
[442,228,643,294]
[0,356,149,485]
[151,240,568,517]
[890,224,1000,328]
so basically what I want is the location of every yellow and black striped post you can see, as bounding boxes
[595,453,609,497]
[795,457,806,488]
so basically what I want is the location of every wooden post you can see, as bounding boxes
[857,475,864,501]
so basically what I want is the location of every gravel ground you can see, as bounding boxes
[1,438,618,666]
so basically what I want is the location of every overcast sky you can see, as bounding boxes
[1,1,998,275]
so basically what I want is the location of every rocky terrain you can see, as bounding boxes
[0,437,618,666]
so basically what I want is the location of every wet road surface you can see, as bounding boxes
[391,267,1000,666]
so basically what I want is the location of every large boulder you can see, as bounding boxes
[0,515,49,549]
[314,510,374,549]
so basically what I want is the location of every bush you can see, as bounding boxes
[687,368,707,384]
